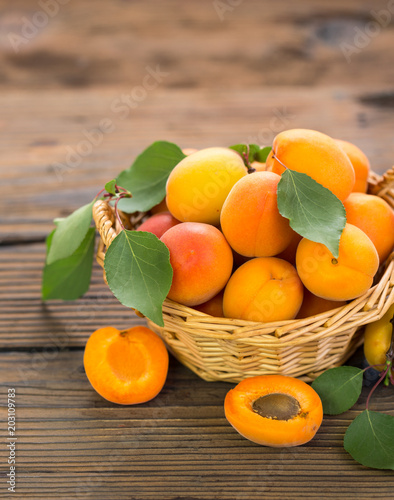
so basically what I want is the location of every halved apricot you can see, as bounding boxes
[84,326,169,405]
[224,375,323,447]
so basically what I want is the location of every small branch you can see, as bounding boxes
[94,188,106,200]
[366,366,389,410]
[271,153,288,170]
[114,196,126,231]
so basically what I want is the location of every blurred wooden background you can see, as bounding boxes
[0,1,394,498]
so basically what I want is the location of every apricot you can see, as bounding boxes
[160,222,233,306]
[193,290,224,317]
[220,171,295,257]
[223,257,303,323]
[224,375,323,447]
[151,198,168,215]
[343,193,394,264]
[364,304,394,370]
[166,147,247,226]
[335,139,370,193]
[276,231,303,266]
[296,289,347,319]
[266,129,355,201]
[250,160,266,172]
[83,326,169,405]
[137,211,180,239]
[296,223,379,301]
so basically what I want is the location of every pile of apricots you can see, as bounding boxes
[83,129,394,449]
[139,128,394,323]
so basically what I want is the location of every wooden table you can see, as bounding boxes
[1,1,394,498]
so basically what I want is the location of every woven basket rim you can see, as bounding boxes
[92,167,394,335]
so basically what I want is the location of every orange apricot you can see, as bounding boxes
[137,211,180,239]
[335,139,370,193]
[223,257,303,323]
[250,160,266,172]
[83,326,169,405]
[193,290,224,317]
[266,129,355,201]
[161,222,233,306]
[224,375,323,447]
[166,147,247,226]
[276,231,303,266]
[296,223,379,301]
[343,192,394,264]
[296,289,347,319]
[220,171,295,257]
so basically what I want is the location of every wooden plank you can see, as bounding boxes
[0,351,393,500]
[1,86,393,243]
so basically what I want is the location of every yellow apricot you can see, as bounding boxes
[166,147,247,226]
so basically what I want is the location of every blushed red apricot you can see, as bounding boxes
[161,222,233,307]
[83,326,169,405]
[220,171,295,258]
[137,211,180,239]
[224,375,323,447]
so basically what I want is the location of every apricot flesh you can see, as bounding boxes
[220,171,295,258]
[161,222,233,307]
[166,147,247,226]
[224,375,323,447]
[267,129,355,201]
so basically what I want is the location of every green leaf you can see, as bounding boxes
[42,228,95,300]
[47,200,94,265]
[45,229,56,255]
[312,366,363,415]
[229,144,261,163]
[277,169,346,258]
[116,141,186,213]
[104,230,173,327]
[255,146,272,163]
[344,410,394,470]
[229,144,271,164]
[105,179,117,195]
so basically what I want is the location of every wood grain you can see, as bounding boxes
[0,351,393,500]
[1,0,394,498]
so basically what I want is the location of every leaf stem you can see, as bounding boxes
[94,188,107,200]
[114,195,126,231]
[365,366,389,410]
[271,153,288,170]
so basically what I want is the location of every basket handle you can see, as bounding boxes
[92,200,118,248]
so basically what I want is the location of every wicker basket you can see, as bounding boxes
[93,167,394,383]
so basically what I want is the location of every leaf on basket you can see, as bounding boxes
[46,200,94,264]
[277,170,346,258]
[229,144,271,164]
[116,141,186,213]
[344,410,394,470]
[104,230,173,327]
[105,179,117,195]
[311,366,363,415]
[42,227,95,300]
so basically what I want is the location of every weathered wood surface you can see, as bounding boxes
[1,0,394,498]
